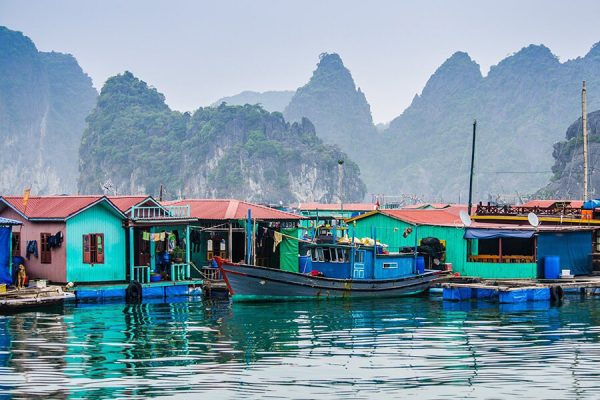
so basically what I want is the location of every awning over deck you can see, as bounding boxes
[0,217,22,226]
[464,229,534,240]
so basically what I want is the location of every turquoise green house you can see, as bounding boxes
[347,208,539,279]
[66,201,127,282]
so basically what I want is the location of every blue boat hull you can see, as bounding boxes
[219,262,444,301]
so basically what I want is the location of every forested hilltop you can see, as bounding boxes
[78,72,366,203]
[0,26,97,194]
[284,53,380,186]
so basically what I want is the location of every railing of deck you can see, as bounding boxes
[170,263,190,281]
[134,265,151,283]
[133,264,190,283]
[131,205,191,220]
[476,204,582,218]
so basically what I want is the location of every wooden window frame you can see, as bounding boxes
[83,233,105,265]
[12,232,21,257]
[40,233,52,264]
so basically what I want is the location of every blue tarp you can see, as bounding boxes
[464,228,535,239]
[0,227,11,284]
[583,199,600,210]
[537,231,592,276]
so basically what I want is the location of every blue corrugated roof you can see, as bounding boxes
[0,217,22,225]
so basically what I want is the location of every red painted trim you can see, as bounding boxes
[218,264,235,295]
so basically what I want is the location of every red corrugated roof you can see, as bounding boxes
[0,195,122,220]
[521,199,583,208]
[165,199,302,220]
[298,202,376,211]
[379,206,467,227]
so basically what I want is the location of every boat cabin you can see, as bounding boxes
[300,242,420,280]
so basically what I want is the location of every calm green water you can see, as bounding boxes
[2,294,600,399]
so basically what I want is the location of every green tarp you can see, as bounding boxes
[279,228,299,272]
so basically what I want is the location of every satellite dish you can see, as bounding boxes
[459,210,472,227]
[528,212,540,227]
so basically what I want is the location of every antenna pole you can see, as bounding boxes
[468,120,477,215]
[583,81,589,201]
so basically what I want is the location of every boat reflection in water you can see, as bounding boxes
[0,295,599,398]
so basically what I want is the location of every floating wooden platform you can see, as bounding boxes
[0,286,75,310]
[68,279,204,301]
[437,275,600,303]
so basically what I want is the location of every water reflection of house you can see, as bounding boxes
[348,204,597,279]
[164,199,303,274]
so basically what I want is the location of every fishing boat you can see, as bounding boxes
[216,240,446,300]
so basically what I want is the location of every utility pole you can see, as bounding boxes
[583,81,589,201]
[468,120,477,216]
[338,159,344,212]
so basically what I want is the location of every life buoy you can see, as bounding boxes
[126,281,143,303]
[550,285,564,302]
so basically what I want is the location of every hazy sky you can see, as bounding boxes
[2,0,600,122]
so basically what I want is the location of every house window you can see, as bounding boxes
[40,233,52,264]
[83,233,105,264]
[12,232,21,257]
[467,237,535,263]
[383,262,398,269]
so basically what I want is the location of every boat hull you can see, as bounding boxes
[219,262,444,301]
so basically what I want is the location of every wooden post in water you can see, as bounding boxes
[468,120,477,216]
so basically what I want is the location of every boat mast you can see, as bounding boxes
[468,120,477,215]
[583,81,589,201]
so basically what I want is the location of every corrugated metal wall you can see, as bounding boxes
[66,204,126,282]
[352,213,537,279]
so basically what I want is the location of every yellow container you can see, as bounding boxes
[0,284,6,294]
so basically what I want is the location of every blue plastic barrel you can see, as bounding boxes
[299,256,312,273]
[416,256,425,274]
[544,256,560,279]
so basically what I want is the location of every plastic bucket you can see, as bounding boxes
[416,256,425,274]
[544,256,560,279]
[299,255,312,273]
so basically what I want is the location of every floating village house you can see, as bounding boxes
[0,196,127,283]
[165,199,303,274]
[114,196,196,284]
[347,204,596,279]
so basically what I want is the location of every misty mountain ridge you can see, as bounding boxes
[0,26,97,195]
[78,72,367,203]
[212,90,294,113]
[539,109,600,199]
[378,42,600,202]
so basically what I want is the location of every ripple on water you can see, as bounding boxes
[1,297,600,398]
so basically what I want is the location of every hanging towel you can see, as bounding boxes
[168,233,176,251]
[142,232,150,241]
[159,232,166,241]
[153,233,161,242]
[273,231,283,252]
